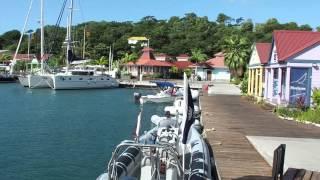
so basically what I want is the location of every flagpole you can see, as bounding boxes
[182,72,188,179]
[135,100,143,142]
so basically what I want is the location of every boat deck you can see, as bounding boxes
[201,95,320,180]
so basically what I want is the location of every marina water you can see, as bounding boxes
[0,84,168,180]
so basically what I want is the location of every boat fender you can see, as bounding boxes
[193,120,203,134]
[114,146,140,177]
[133,92,141,103]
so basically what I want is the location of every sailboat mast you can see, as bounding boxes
[108,45,112,72]
[40,0,44,74]
[66,0,74,72]
[83,26,86,59]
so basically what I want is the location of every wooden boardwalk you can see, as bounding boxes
[201,95,320,180]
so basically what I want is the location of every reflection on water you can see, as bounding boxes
[0,84,168,180]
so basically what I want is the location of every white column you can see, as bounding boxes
[285,67,291,104]
[264,68,268,99]
[268,68,274,101]
[277,67,282,104]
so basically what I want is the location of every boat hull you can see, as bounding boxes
[19,75,52,88]
[28,75,53,88]
[18,76,29,87]
[51,75,119,89]
[141,95,176,103]
[0,76,16,83]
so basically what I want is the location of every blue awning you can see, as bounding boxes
[151,81,175,87]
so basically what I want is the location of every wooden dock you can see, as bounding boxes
[201,95,320,180]
[119,79,210,89]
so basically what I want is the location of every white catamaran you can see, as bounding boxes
[50,0,118,90]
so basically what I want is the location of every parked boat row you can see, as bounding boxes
[97,74,215,180]
[11,0,118,90]
[134,81,200,104]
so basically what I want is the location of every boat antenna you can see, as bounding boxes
[10,0,34,75]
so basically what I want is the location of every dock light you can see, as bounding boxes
[312,63,319,70]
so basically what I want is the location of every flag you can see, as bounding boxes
[181,73,195,144]
[67,50,73,63]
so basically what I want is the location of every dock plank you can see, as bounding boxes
[201,95,320,180]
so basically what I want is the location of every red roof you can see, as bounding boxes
[155,53,169,57]
[256,43,272,64]
[172,61,194,69]
[136,47,156,65]
[206,52,227,68]
[177,54,189,58]
[143,60,172,67]
[14,54,35,61]
[189,62,212,69]
[126,47,172,67]
[274,30,320,61]
[13,53,51,61]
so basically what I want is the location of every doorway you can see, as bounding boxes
[207,70,212,81]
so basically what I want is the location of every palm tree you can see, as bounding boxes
[190,49,208,63]
[121,52,138,64]
[95,56,108,67]
[0,54,12,62]
[223,35,251,78]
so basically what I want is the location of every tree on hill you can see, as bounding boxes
[94,56,108,67]
[0,13,317,70]
[121,52,138,64]
[190,48,208,63]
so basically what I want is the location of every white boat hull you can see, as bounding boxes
[51,75,119,89]
[18,75,52,88]
[141,95,176,103]
[28,75,52,88]
[18,76,29,87]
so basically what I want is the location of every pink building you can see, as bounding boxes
[124,47,172,77]
[264,30,320,107]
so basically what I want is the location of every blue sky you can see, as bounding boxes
[0,0,319,34]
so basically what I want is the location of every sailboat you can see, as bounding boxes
[50,0,118,90]
[97,73,214,180]
[15,0,53,88]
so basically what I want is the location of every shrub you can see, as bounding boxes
[231,78,241,85]
[312,88,320,109]
[297,109,320,124]
[275,107,301,118]
[296,96,306,111]
[240,72,248,94]
[152,73,163,79]
[196,75,201,81]
[183,68,192,78]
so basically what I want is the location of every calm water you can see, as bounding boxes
[0,84,168,180]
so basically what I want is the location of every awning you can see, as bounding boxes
[151,81,175,88]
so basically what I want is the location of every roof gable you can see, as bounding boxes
[292,42,320,61]
[274,30,320,61]
[172,61,193,69]
[126,47,172,67]
[206,52,227,68]
[256,43,272,64]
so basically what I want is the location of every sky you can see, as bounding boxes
[0,0,319,34]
